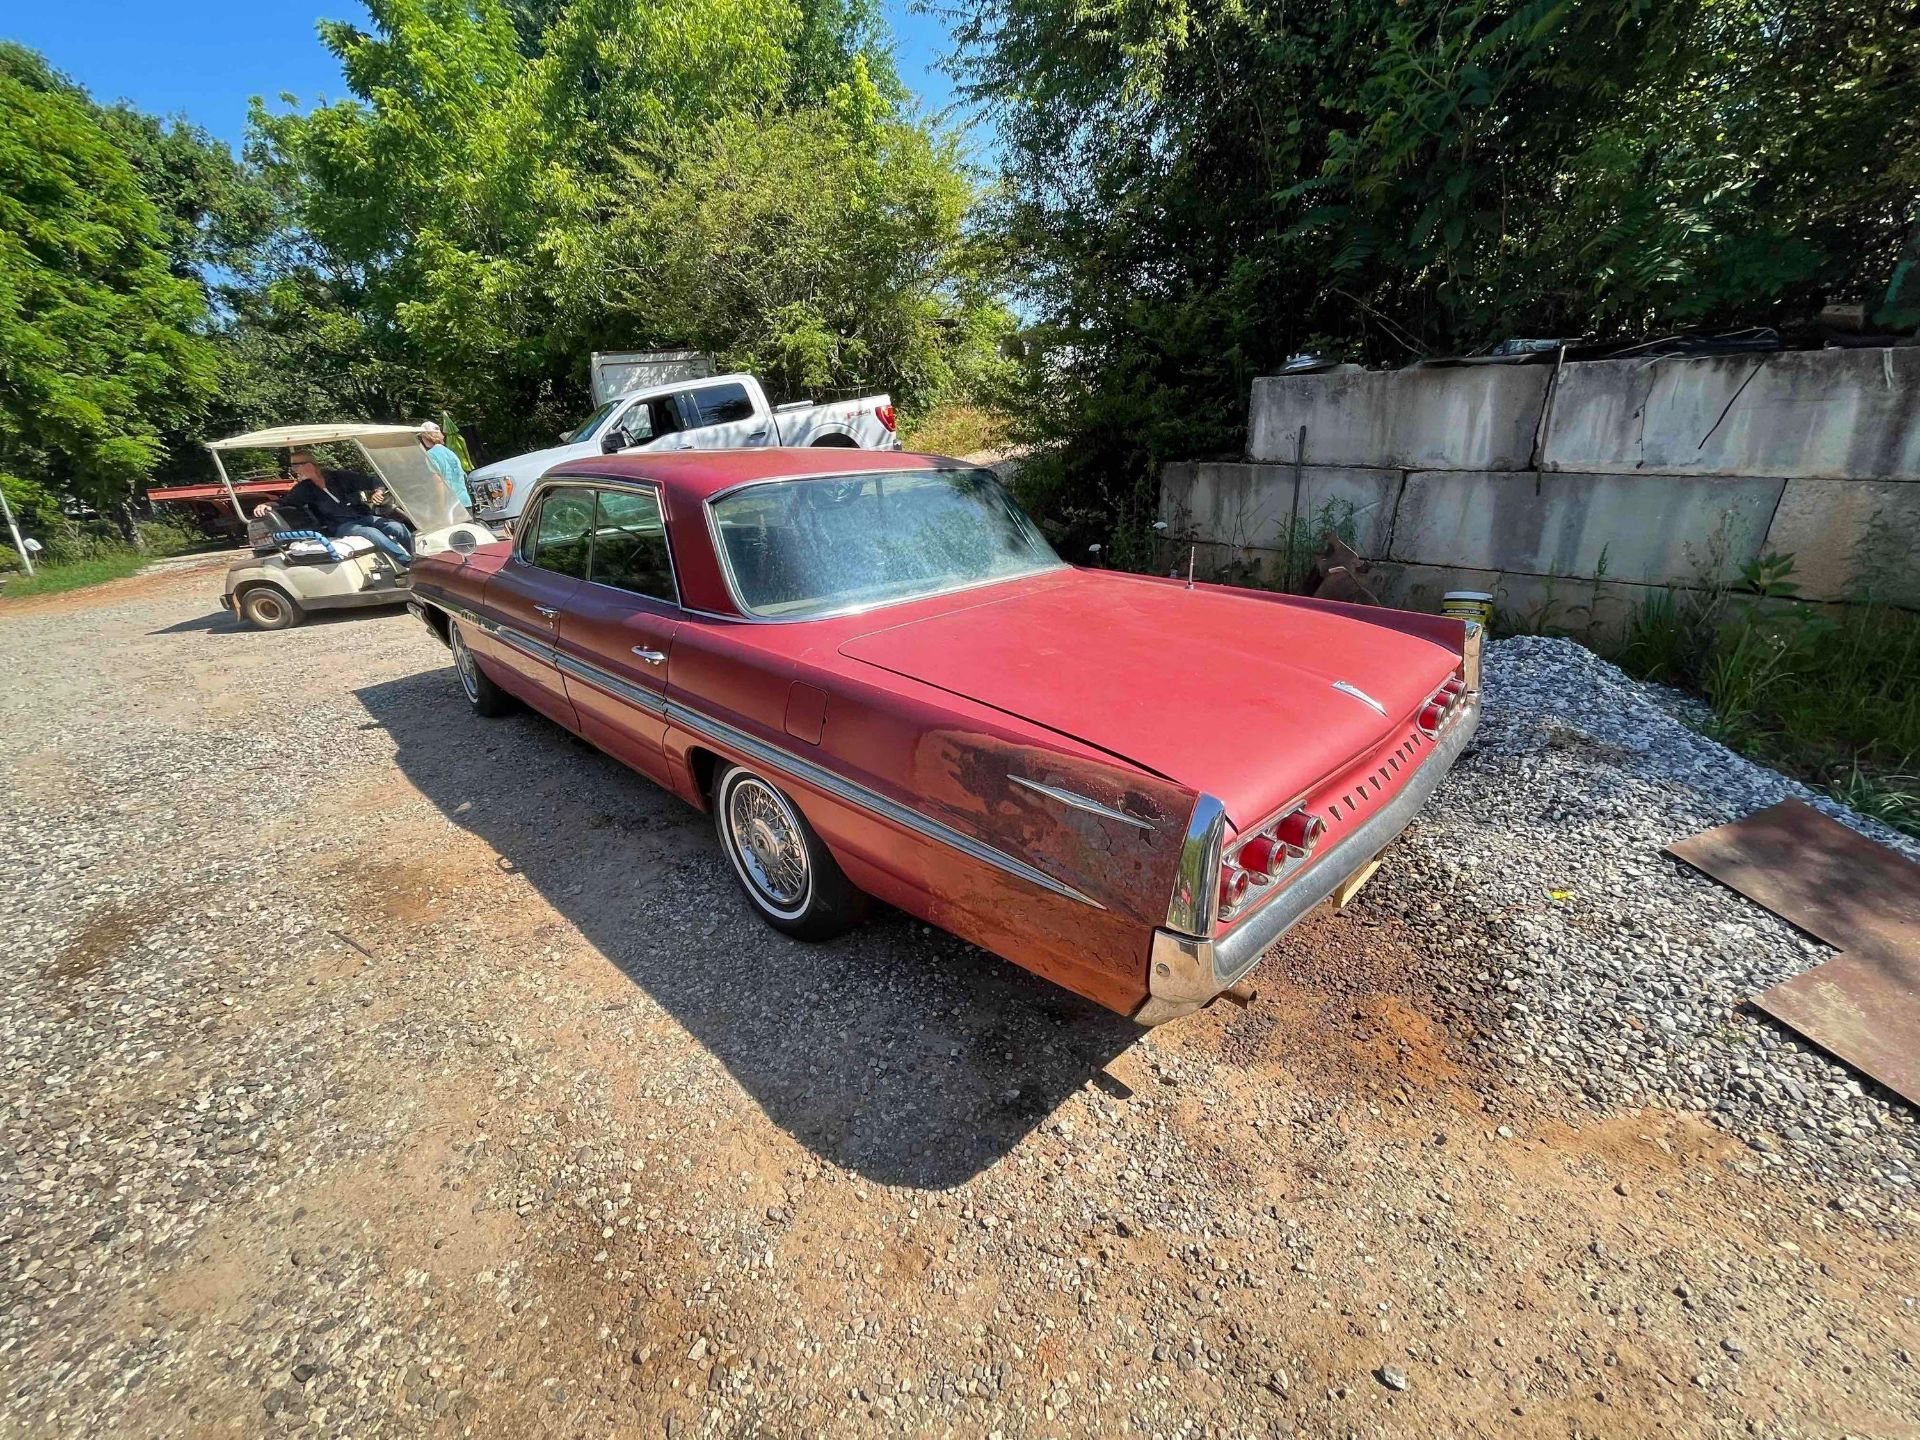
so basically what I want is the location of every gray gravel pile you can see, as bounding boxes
[1394,635,1919,1198]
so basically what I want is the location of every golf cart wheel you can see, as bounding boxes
[712,763,867,940]
[237,585,303,631]
[451,621,514,717]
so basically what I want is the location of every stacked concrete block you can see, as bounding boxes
[1161,348,1920,632]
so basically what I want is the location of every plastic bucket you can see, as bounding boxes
[1441,590,1494,628]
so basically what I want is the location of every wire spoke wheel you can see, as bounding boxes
[724,774,812,916]
[452,624,481,703]
[721,771,810,917]
[711,763,865,940]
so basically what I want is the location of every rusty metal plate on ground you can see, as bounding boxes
[1666,800,1920,960]
[1754,951,1920,1106]
[1666,799,1920,1106]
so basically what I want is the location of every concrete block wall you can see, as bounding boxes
[1162,348,1920,634]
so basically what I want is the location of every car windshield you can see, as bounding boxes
[563,400,622,445]
[709,468,1063,619]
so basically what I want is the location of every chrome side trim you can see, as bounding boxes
[416,593,1105,910]
[663,700,1103,910]
[554,651,667,718]
[1462,620,1484,695]
[422,593,547,662]
[1009,776,1155,831]
[1331,680,1387,716]
[495,627,555,665]
[1163,794,1228,937]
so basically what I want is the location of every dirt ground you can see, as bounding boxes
[1,560,1915,1439]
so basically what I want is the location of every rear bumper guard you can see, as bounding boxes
[1134,698,1481,1026]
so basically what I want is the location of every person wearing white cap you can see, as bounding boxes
[418,421,472,509]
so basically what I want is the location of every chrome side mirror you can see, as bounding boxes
[449,528,480,556]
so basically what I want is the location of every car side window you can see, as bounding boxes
[526,489,594,579]
[692,382,756,427]
[651,395,687,438]
[590,488,676,603]
[616,399,655,443]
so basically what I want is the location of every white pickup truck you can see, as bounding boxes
[467,372,900,528]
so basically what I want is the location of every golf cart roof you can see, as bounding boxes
[202,422,471,535]
[207,423,423,452]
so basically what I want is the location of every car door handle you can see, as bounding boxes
[745,429,769,441]
[630,647,666,665]
[534,605,559,618]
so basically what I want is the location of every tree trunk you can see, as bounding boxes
[114,502,145,551]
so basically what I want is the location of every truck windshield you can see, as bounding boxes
[709,468,1063,619]
[564,400,621,445]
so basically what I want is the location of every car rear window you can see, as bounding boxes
[709,468,1062,619]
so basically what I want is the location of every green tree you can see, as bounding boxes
[0,44,216,534]
[610,64,1012,408]
[253,0,1005,458]
[102,106,277,299]
[951,0,1920,546]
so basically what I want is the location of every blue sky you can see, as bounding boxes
[6,0,974,152]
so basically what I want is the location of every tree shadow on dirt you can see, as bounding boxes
[355,667,1145,1189]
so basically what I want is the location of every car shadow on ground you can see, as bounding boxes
[151,605,410,636]
[356,667,1146,1189]
[150,610,243,635]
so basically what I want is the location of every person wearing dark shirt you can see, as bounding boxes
[280,451,414,568]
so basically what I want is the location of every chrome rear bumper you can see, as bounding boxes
[1134,698,1481,1026]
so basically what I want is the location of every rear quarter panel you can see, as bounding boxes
[663,619,1192,1014]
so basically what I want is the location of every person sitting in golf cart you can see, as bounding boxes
[277,448,415,568]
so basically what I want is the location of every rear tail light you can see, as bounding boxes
[875,404,897,433]
[1219,805,1325,921]
[1418,668,1469,736]
[1273,809,1324,857]
[1236,835,1281,878]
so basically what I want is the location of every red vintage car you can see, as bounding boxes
[408,448,1480,1024]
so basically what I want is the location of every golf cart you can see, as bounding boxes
[207,423,493,631]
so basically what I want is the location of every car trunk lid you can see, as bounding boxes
[836,572,1461,827]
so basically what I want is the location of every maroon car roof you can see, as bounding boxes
[545,447,959,510]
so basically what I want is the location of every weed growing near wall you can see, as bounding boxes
[1613,571,1920,836]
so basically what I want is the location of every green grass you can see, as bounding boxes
[1611,593,1920,837]
[1,515,214,603]
[0,551,150,598]
[900,402,1015,458]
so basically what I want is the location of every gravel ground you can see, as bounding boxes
[2,563,1916,1439]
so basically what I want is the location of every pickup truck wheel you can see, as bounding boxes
[451,621,515,717]
[714,763,866,940]
[237,584,302,631]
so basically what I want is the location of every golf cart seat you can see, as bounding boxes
[246,503,375,564]
[278,532,376,564]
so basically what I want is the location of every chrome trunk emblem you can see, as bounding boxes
[1331,680,1387,716]
[1010,776,1155,830]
